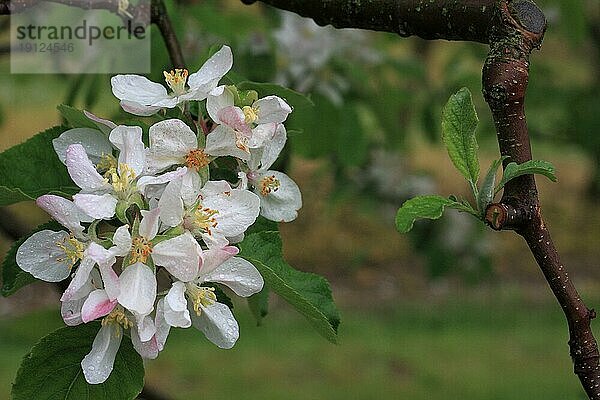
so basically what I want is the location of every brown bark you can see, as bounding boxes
[243,0,600,397]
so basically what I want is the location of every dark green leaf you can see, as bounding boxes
[396,195,478,233]
[57,104,98,129]
[248,286,270,326]
[441,87,480,186]
[0,126,78,206]
[12,322,144,400]
[496,160,557,194]
[238,231,340,343]
[2,221,63,296]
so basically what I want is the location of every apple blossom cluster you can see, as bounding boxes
[15,45,301,384]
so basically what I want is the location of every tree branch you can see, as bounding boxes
[244,0,600,397]
[150,0,185,68]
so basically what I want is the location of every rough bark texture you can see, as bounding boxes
[243,0,600,397]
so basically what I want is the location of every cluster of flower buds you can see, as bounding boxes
[16,45,302,384]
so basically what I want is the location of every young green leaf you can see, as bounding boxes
[1,221,63,296]
[238,230,340,343]
[495,160,557,195]
[395,195,478,233]
[0,126,78,206]
[12,323,144,400]
[477,158,505,216]
[441,87,480,190]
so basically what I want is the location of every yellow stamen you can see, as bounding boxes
[55,235,85,269]
[187,285,217,316]
[110,163,136,194]
[130,236,153,264]
[259,175,280,197]
[242,105,259,124]
[193,207,219,235]
[235,136,250,153]
[185,149,210,170]
[102,305,133,330]
[163,69,188,96]
[97,154,118,177]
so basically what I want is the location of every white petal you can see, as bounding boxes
[130,328,159,360]
[200,245,238,275]
[154,298,171,351]
[83,110,117,134]
[110,225,132,257]
[201,184,261,238]
[109,126,146,177]
[81,289,117,323]
[81,324,122,384]
[111,74,169,106]
[140,208,161,241]
[164,282,191,328]
[52,128,113,165]
[254,96,292,124]
[181,169,201,206]
[254,171,302,222]
[137,167,188,194]
[66,143,111,192]
[120,100,163,117]
[118,262,157,315]
[218,106,252,138]
[200,257,263,297]
[73,193,117,220]
[147,119,197,173]
[248,123,277,151]
[86,243,119,301]
[258,124,287,171]
[191,302,239,349]
[187,45,233,94]
[152,232,201,282]
[157,179,184,228]
[206,85,234,123]
[16,230,72,282]
[61,296,86,326]
[61,255,95,302]
[204,125,250,160]
[36,195,88,236]
[133,312,157,342]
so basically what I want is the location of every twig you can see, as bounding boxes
[151,0,185,68]
[243,0,600,397]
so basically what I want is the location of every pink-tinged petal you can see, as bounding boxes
[22,228,74,272]
[52,128,113,165]
[147,119,198,173]
[83,110,117,134]
[205,125,250,160]
[66,144,111,192]
[164,282,191,328]
[152,232,201,282]
[217,106,252,138]
[253,170,302,222]
[253,96,292,124]
[111,74,169,105]
[73,193,117,220]
[131,328,159,360]
[110,225,132,257]
[187,45,233,94]
[206,85,234,123]
[137,167,188,194]
[61,255,96,302]
[36,195,88,236]
[200,257,263,297]
[81,289,117,323]
[139,208,161,241]
[86,242,119,299]
[120,100,163,117]
[81,324,123,384]
[191,302,239,349]
[117,262,157,316]
[109,126,146,177]
[155,298,171,351]
[201,246,238,275]
[158,179,184,228]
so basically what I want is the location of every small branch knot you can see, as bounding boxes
[507,0,547,35]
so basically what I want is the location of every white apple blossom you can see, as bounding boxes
[111,45,233,116]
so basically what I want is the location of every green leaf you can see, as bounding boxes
[248,286,269,326]
[495,160,557,194]
[1,221,63,296]
[441,87,480,188]
[238,231,340,343]
[477,157,505,215]
[395,195,478,233]
[57,104,98,130]
[236,81,314,110]
[0,126,78,206]
[12,323,144,400]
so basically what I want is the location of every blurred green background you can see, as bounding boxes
[0,0,599,398]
